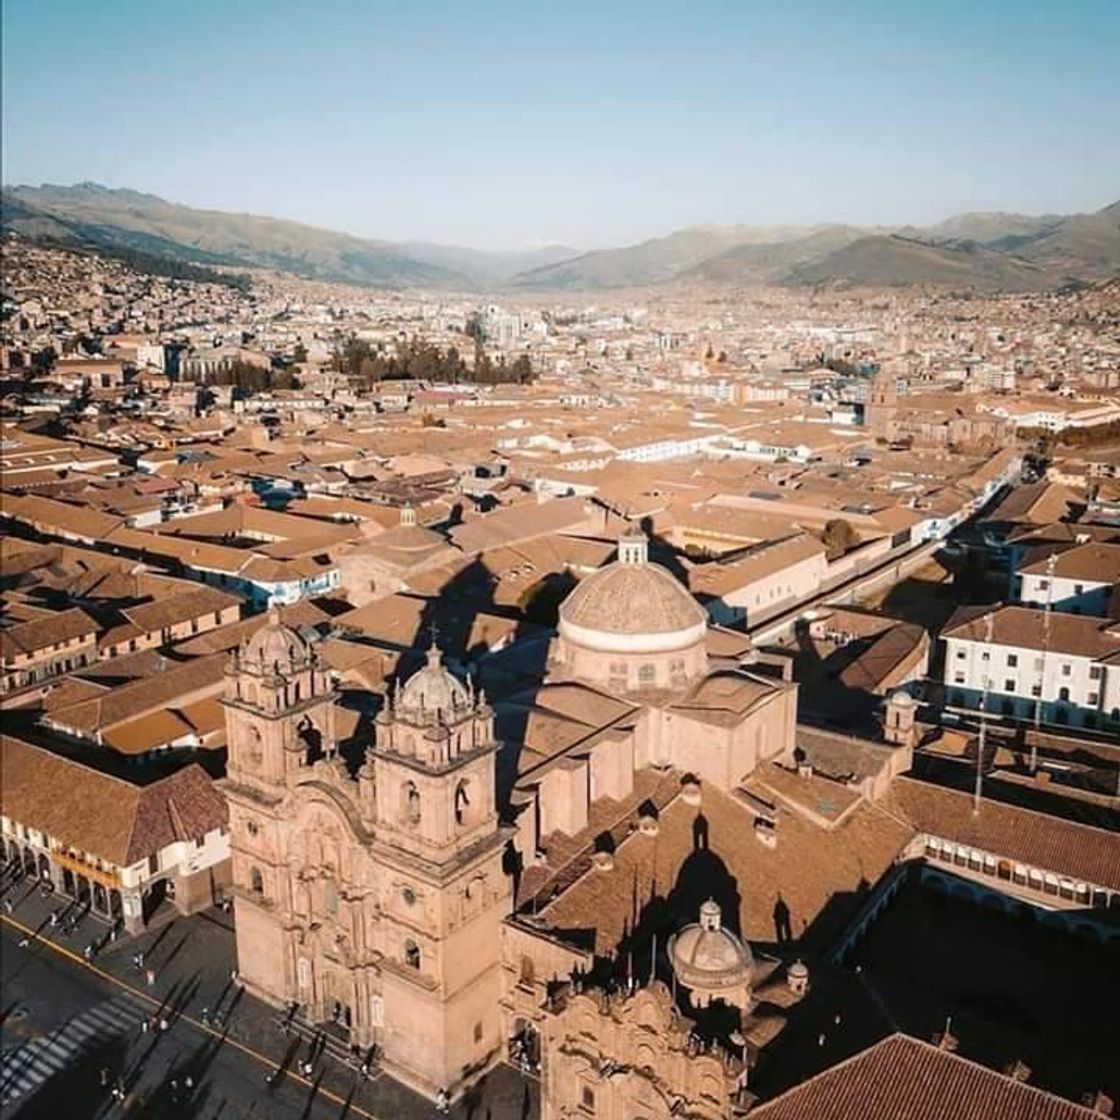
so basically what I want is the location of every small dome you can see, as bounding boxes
[669,900,753,996]
[559,534,706,650]
[398,643,470,718]
[242,609,311,675]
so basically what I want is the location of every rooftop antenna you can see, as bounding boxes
[1030,552,1057,773]
[973,610,994,816]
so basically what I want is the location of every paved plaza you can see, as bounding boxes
[0,878,538,1120]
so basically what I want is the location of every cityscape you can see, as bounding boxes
[1,3,1119,1120]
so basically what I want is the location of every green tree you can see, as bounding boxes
[821,518,858,561]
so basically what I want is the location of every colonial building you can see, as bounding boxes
[221,610,509,1097]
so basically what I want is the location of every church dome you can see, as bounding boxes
[558,532,706,655]
[669,900,753,998]
[242,608,311,675]
[398,643,470,719]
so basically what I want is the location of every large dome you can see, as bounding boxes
[242,608,311,675]
[558,533,706,654]
[669,900,754,1001]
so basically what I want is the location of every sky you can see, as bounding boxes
[3,0,1119,251]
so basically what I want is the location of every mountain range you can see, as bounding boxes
[3,182,1118,293]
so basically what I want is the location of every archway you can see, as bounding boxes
[22,848,36,875]
[142,878,169,923]
[510,1017,540,1071]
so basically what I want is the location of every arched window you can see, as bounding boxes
[402,782,421,826]
[324,879,338,916]
[454,780,471,827]
[404,939,421,969]
[250,866,264,895]
[637,663,656,687]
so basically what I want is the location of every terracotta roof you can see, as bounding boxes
[0,607,98,660]
[1019,542,1120,584]
[752,1033,1100,1120]
[538,777,911,952]
[0,735,226,867]
[885,776,1120,890]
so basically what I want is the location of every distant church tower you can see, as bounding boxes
[371,641,510,1095]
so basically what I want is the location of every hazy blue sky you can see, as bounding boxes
[3,0,1118,249]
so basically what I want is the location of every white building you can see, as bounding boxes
[941,605,1120,732]
[1015,543,1120,617]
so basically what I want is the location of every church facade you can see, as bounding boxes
[221,614,510,1095]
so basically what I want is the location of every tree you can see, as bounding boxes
[820,518,858,561]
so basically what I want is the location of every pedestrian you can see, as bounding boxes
[184,1075,193,1090]
[100,1067,111,1088]
[201,1007,210,1026]
[141,1018,149,1034]
[136,950,144,968]
[18,937,29,948]
[146,969,156,987]
[3,899,12,914]
[160,1017,169,1032]
[230,968,238,982]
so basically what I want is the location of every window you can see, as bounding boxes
[474,1021,483,1044]
[581,1084,595,1113]
[1089,666,1102,680]
[1088,693,1099,706]
[246,820,259,837]
[402,782,421,826]
[1059,687,1070,702]
[954,673,965,684]
[404,940,421,969]
[955,650,966,660]
[981,650,990,662]
[454,781,470,827]
[637,664,656,686]
[1004,680,1015,692]
[1074,584,1084,595]
[148,853,160,875]
[1039,579,1049,590]
[1007,654,1018,667]
[1061,664,1072,677]
[250,867,264,894]
[324,880,338,916]
[1031,685,1042,697]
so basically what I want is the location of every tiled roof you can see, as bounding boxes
[752,1033,1100,1120]
[0,735,226,867]
[885,776,1120,890]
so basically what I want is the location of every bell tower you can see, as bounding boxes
[221,610,337,998]
[370,642,510,1099]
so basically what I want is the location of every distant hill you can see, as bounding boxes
[509,224,822,290]
[2,183,583,289]
[4,182,1117,293]
[681,225,871,284]
[780,234,1055,291]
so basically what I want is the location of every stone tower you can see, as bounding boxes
[221,610,338,998]
[371,642,511,1096]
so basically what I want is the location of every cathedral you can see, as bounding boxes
[221,532,805,1104]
